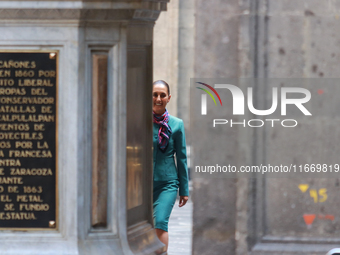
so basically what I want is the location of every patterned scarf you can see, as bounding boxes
[153,109,172,152]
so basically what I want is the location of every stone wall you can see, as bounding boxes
[192,0,340,254]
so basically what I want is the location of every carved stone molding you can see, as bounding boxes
[133,9,160,20]
[0,1,169,22]
[0,9,164,21]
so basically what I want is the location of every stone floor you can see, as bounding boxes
[167,198,192,255]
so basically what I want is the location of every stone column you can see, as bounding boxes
[192,0,340,255]
[177,0,195,124]
[192,1,241,254]
[0,1,168,254]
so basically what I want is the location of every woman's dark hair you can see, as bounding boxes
[153,80,170,95]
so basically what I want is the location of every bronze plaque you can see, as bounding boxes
[0,51,57,229]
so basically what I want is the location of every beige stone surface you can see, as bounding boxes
[153,0,179,116]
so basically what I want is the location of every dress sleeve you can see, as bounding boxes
[175,120,189,196]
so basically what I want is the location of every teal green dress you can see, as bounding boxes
[153,115,189,232]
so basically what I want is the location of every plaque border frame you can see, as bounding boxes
[0,49,59,231]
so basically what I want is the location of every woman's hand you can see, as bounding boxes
[179,196,189,207]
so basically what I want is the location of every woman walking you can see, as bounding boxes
[152,80,189,252]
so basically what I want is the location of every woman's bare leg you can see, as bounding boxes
[155,228,169,251]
